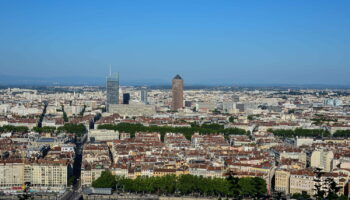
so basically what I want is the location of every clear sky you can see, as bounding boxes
[0,0,349,86]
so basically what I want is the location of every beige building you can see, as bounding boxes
[289,170,314,195]
[88,129,119,142]
[0,161,24,189]
[274,169,290,194]
[311,149,334,172]
[108,104,156,116]
[24,161,68,191]
[0,160,68,192]
[81,167,104,186]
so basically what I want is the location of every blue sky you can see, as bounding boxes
[0,0,349,85]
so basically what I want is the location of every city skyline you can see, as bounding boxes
[1,1,350,86]
[1,1,350,199]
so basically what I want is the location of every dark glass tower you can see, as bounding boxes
[123,93,130,104]
[106,72,119,110]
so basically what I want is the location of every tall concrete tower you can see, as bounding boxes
[172,74,184,111]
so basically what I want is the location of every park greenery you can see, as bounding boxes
[0,125,29,133]
[97,122,247,140]
[92,171,117,188]
[333,130,350,138]
[32,126,56,134]
[92,172,267,198]
[57,123,87,137]
[268,128,331,138]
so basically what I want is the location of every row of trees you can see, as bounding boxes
[268,128,331,138]
[97,123,247,140]
[0,125,29,133]
[57,123,87,137]
[270,128,350,139]
[92,171,267,198]
[32,126,56,133]
[37,101,48,128]
[0,124,87,136]
[333,130,350,138]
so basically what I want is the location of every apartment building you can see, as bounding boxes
[274,169,290,194]
[311,149,334,172]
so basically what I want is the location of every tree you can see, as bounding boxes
[0,125,29,133]
[325,177,340,200]
[63,112,69,122]
[237,177,267,198]
[57,123,87,136]
[92,170,116,188]
[247,115,254,120]
[97,123,247,141]
[32,126,56,134]
[68,176,75,186]
[313,168,325,200]
[291,191,311,200]
[229,116,235,123]
[226,173,240,197]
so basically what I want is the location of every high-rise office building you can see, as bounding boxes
[123,93,130,104]
[140,88,148,104]
[106,72,119,111]
[172,74,184,111]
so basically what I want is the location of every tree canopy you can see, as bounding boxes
[32,126,56,133]
[57,123,87,137]
[268,128,330,138]
[98,122,247,141]
[0,125,29,133]
[92,170,117,188]
[333,130,350,138]
[110,174,266,198]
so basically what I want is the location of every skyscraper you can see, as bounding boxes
[123,93,130,104]
[140,87,148,104]
[172,74,184,111]
[106,72,119,111]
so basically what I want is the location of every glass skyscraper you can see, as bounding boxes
[106,72,119,110]
[140,88,148,104]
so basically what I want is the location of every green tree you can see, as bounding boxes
[226,173,240,197]
[325,177,340,200]
[291,191,311,200]
[313,168,325,200]
[229,116,236,123]
[0,125,29,133]
[63,112,69,122]
[98,123,247,141]
[92,170,116,188]
[57,123,87,136]
[68,176,75,186]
